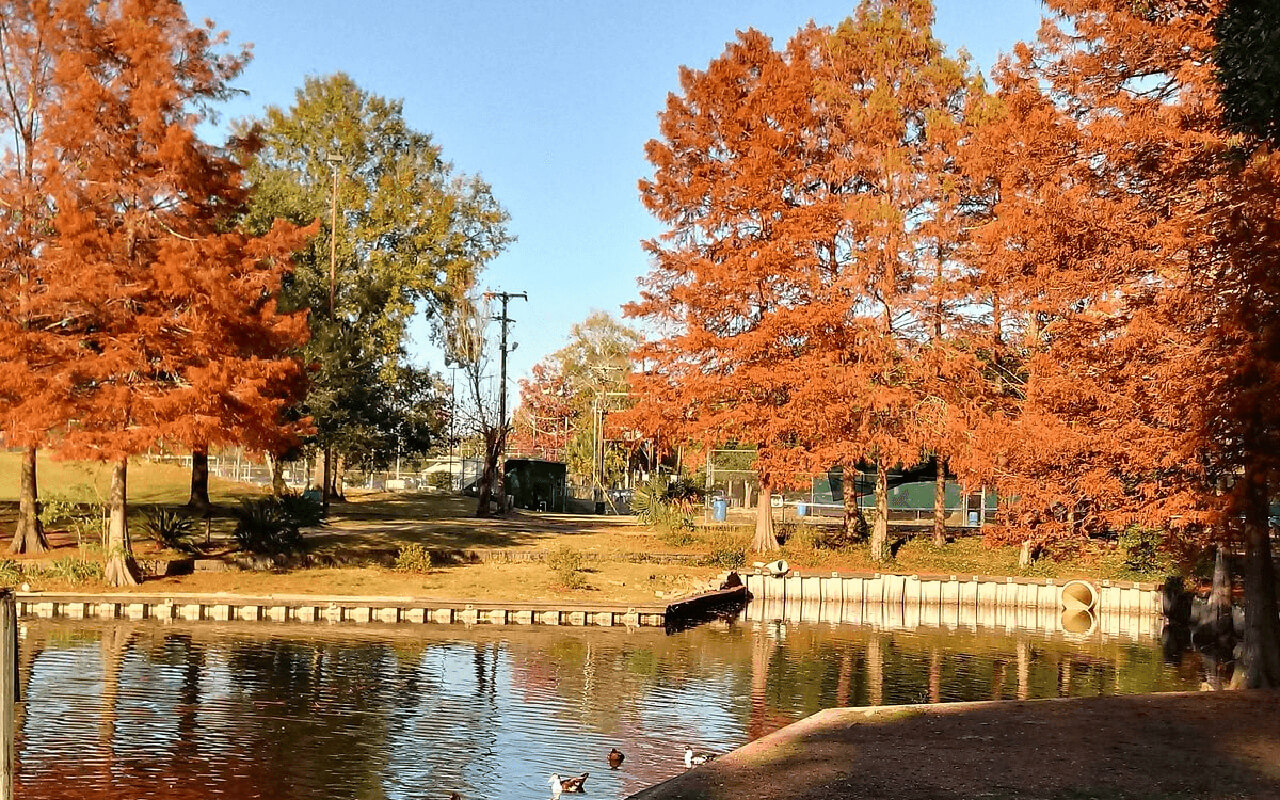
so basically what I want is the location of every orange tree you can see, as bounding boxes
[961,0,1280,685]
[20,0,307,585]
[627,2,986,556]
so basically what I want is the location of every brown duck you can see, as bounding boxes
[607,748,625,769]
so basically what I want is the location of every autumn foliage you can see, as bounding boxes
[0,0,309,583]
[629,0,1280,684]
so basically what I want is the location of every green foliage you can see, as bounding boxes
[276,492,325,527]
[547,544,589,589]
[633,474,696,535]
[240,73,511,470]
[0,560,22,587]
[429,471,453,492]
[702,529,749,569]
[394,542,436,573]
[1214,0,1280,147]
[38,496,103,543]
[143,508,195,552]
[231,498,305,556]
[40,557,104,584]
[1118,526,1169,577]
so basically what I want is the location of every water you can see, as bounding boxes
[14,617,1202,800]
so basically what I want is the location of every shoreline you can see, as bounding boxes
[627,690,1280,800]
[11,585,748,628]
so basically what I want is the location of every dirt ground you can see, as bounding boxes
[629,691,1280,800]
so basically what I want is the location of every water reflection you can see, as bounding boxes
[14,618,1201,800]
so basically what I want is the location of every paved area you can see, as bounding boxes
[628,691,1280,800]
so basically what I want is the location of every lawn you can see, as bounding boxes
[0,459,1160,602]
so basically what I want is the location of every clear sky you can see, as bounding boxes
[184,0,1047,383]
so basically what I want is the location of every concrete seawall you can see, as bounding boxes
[13,592,671,628]
[11,585,749,629]
[743,571,1162,639]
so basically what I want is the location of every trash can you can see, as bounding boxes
[712,497,728,523]
[595,501,606,515]
[796,502,808,517]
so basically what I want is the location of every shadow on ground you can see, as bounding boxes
[628,691,1280,800]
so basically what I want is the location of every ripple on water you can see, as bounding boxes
[12,617,1201,799]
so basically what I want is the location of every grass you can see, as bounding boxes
[0,451,261,505]
[0,458,1163,600]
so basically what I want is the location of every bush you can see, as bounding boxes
[1119,525,1167,576]
[40,557,104,584]
[232,498,304,556]
[39,497,103,545]
[275,492,325,527]
[0,560,22,588]
[429,471,453,492]
[547,544,588,590]
[394,542,436,573]
[702,530,748,570]
[143,508,196,552]
[633,474,695,533]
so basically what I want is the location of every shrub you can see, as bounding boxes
[547,544,589,590]
[143,508,196,552]
[429,471,453,492]
[40,557,103,584]
[275,492,325,527]
[0,560,22,588]
[39,497,103,546]
[232,498,304,555]
[633,474,695,533]
[1119,525,1167,576]
[394,542,436,573]
[702,530,748,570]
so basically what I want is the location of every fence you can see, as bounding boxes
[703,468,996,529]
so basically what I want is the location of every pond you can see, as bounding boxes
[14,615,1202,800]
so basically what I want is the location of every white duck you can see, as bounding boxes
[549,772,589,797]
[684,745,716,769]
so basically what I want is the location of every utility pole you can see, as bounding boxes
[484,290,527,508]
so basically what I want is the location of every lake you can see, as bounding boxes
[13,614,1201,799]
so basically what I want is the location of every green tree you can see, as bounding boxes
[238,73,511,507]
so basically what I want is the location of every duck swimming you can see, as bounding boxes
[684,746,715,769]
[549,772,589,797]
[607,748,625,769]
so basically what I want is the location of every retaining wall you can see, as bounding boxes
[743,572,1164,640]
[13,592,669,628]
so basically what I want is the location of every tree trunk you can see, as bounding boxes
[331,453,344,499]
[1019,539,1038,567]
[103,458,139,587]
[1241,465,1280,687]
[321,445,332,513]
[269,454,287,496]
[932,457,947,547]
[1210,545,1233,639]
[752,474,779,552]
[842,468,867,542]
[187,448,211,514]
[870,464,890,562]
[10,445,48,555]
[476,428,500,518]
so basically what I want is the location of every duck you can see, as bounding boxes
[684,746,715,769]
[549,772,589,797]
[607,748,625,769]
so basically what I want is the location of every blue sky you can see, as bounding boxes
[185,0,1047,382]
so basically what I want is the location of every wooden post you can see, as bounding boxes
[0,588,16,800]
